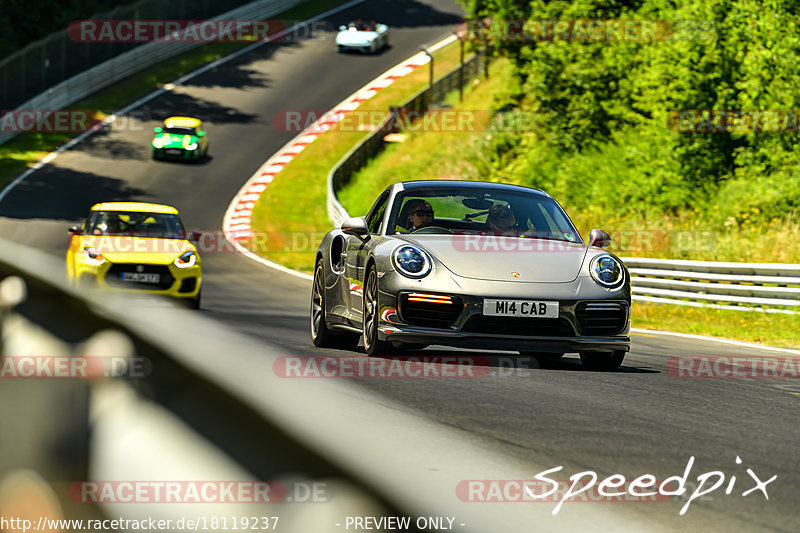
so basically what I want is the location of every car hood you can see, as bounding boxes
[79,236,193,264]
[154,133,197,148]
[399,234,587,283]
[336,31,378,45]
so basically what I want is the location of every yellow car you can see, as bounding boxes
[66,202,202,308]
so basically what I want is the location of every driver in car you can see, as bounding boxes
[397,199,435,232]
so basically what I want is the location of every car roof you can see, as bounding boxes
[163,116,201,128]
[90,202,179,214]
[396,180,550,197]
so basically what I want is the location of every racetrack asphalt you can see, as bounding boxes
[0,1,797,530]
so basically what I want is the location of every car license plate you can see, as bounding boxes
[483,299,558,318]
[121,272,160,283]
[165,148,182,155]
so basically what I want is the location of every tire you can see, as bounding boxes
[190,290,201,310]
[580,351,625,371]
[311,260,359,349]
[519,352,564,359]
[362,264,391,356]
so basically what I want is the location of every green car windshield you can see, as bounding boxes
[161,126,197,136]
[389,187,581,243]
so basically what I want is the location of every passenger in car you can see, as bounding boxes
[486,204,518,233]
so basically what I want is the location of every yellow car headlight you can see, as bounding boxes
[174,250,197,268]
[82,246,105,265]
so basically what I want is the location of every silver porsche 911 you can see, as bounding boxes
[311,181,631,370]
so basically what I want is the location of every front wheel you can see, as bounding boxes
[580,351,625,371]
[190,289,201,310]
[363,265,390,356]
[311,260,359,349]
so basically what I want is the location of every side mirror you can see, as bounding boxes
[68,225,81,235]
[588,229,612,248]
[342,217,370,240]
[197,130,205,137]
[190,230,204,242]
[339,25,346,31]
[154,126,162,133]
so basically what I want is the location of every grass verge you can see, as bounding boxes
[0,0,348,189]
[634,302,800,348]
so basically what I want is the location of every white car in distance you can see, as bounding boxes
[336,21,389,53]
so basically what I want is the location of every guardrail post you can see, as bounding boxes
[455,31,464,102]
[421,46,434,107]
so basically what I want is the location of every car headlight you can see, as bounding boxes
[589,254,625,289]
[82,246,105,265]
[174,250,197,268]
[184,142,198,151]
[392,245,431,278]
[153,138,164,149]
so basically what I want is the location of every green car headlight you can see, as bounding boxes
[185,142,198,151]
[153,137,164,149]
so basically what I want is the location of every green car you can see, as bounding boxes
[152,116,209,161]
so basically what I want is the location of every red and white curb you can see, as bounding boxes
[221,35,459,280]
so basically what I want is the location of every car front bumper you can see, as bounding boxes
[153,147,201,160]
[378,325,630,353]
[74,260,201,300]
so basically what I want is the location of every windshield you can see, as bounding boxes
[389,186,581,243]
[86,211,186,239]
[162,126,196,136]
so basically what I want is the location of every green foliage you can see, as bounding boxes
[456,0,800,229]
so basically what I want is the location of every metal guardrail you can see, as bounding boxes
[622,257,800,313]
[0,0,304,146]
